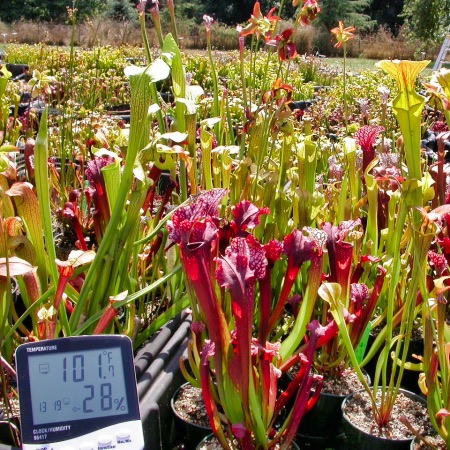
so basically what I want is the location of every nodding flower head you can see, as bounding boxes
[266,28,297,61]
[203,14,214,31]
[330,21,356,48]
[296,0,322,26]
[239,1,280,39]
[137,0,147,14]
[378,86,390,105]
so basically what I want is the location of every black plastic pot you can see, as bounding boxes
[295,393,348,449]
[295,432,347,450]
[298,390,347,437]
[0,420,19,449]
[171,383,211,450]
[399,337,424,395]
[295,388,348,449]
[341,389,426,450]
[5,64,31,81]
[294,370,369,449]
[136,309,192,450]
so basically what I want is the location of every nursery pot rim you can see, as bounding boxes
[409,433,447,449]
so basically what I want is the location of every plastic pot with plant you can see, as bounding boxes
[167,188,339,449]
[319,59,440,448]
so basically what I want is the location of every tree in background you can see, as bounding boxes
[365,0,404,34]
[0,0,103,23]
[0,0,24,23]
[159,0,206,26]
[401,0,450,52]
[315,0,375,32]
[0,0,401,33]
[201,0,273,26]
[104,0,137,23]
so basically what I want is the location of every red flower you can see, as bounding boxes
[262,78,294,104]
[428,250,448,276]
[266,28,297,61]
[230,200,270,234]
[296,0,322,26]
[240,1,280,39]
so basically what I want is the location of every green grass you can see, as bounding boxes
[325,57,379,73]
[324,57,434,78]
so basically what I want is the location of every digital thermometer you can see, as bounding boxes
[16,335,145,450]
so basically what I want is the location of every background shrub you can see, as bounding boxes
[0,19,442,61]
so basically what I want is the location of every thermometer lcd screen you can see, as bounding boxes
[28,346,129,425]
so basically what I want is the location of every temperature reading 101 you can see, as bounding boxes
[28,347,129,425]
[62,351,115,383]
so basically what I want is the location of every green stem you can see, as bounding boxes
[343,45,348,130]
[35,108,58,287]
[168,2,179,47]
[139,6,166,134]
[139,11,152,64]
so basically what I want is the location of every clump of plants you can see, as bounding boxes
[168,189,338,449]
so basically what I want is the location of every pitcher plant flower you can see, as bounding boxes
[203,14,214,32]
[136,0,146,14]
[330,21,356,128]
[266,28,297,61]
[330,21,356,48]
[295,0,322,26]
[239,1,280,39]
[425,68,450,127]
